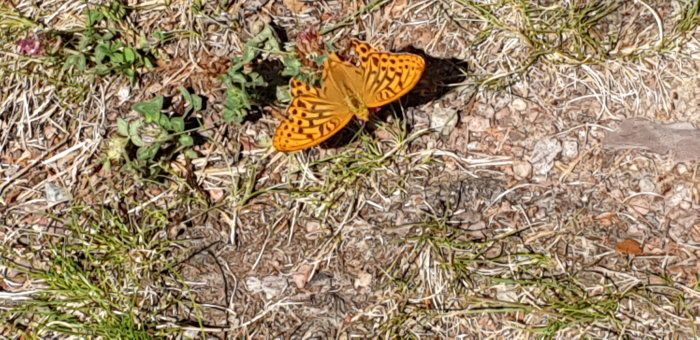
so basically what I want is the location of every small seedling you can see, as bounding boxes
[221,25,281,123]
[107,87,202,177]
[62,3,158,81]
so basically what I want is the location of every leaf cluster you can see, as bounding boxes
[62,2,162,81]
[110,87,202,177]
[222,25,282,123]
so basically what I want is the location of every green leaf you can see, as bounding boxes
[282,55,301,76]
[139,33,148,50]
[109,2,126,20]
[75,54,87,71]
[128,120,144,146]
[158,115,171,130]
[117,118,129,136]
[87,10,104,26]
[78,35,93,51]
[153,30,166,44]
[228,73,248,85]
[248,72,266,87]
[133,96,163,121]
[124,48,137,63]
[111,52,125,64]
[101,31,115,42]
[185,150,198,159]
[144,57,154,69]
[179,87,203,112]
[179,86,192,104]
[95,44,111,63]
[63,55,77,69]
[223,107,247,123]
[229,57,244,72]
[263,38,280,52]
[130,132,145,147]
[124,68,137,81]
[112,41,123,51]
[145,111,159,123]
[170,117,185,132]
[222,108,234,122]
[191,95,203,111]
[94,64,111,75]
[137,144,160,161]
[178,135,193,147]
[276,84,291,103]
[242,46,257,63]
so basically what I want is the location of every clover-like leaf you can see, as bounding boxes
[276,84,291,103]
[134,96,163,122]
[179,86,191,101]
[178,134,193,147]
[117,118,129,136]
[111,52,125,64]
[228,72,248,85]
[124,47,136,63]
[87,9,104,26]
[185,149,198,159]
[180,87,203,112]
[137,144,160,161]
[94,64,110,75]
[158,114,171,130]
[128,120,145,146]
[95,44,111,63]
[170,117,185,132]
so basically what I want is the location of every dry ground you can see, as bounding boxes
[1,0,700,339]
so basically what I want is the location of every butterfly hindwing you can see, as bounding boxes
[273,78,354,151]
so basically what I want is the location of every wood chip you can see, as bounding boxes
[615,239,643,255]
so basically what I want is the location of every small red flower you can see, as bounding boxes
[17,34,42,56]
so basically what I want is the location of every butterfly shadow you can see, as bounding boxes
[321,48,469,149]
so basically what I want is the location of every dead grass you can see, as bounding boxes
[1,0,699,339]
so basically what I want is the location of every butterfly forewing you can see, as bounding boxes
[351,39,425,107]
[361,52,425,108]
[351,40,378,64]
[273,66,357,151]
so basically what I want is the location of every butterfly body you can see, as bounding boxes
[345,94,369,121]
[273,40,425,152]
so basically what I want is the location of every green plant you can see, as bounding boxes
[222,26,280,122]
[0,204,190,338]
[62,2,158,81]
[108,87,201,176]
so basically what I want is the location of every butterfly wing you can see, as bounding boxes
[273,54,360,152]
[351,39,379,61]
[352,40,425,108]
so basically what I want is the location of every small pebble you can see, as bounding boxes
[638,177,656,193]
[512,161,532,179]
[676,163,688,175]
[562,140,578,159]
[511,98,527,111]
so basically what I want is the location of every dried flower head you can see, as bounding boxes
[17,34,42,56]
[295,27,323,67]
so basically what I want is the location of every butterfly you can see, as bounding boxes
[273,39,425,152]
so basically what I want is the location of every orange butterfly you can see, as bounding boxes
[273,40,425,152]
